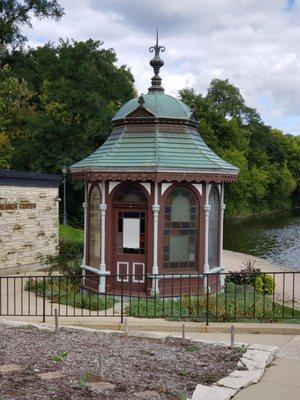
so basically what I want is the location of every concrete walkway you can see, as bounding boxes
[0,272,122,318]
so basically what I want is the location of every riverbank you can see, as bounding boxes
[223,250,293,273]
[223,250,300,312]
[224,209,300,270]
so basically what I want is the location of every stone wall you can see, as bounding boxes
[0,185,59,272]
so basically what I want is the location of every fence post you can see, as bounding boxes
[206,274,209,326]
[54,308,59,333]
[120,276,124,324]
[230,325,235,348]
[42,276,46,323]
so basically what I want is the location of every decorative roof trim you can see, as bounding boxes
[72,171,238,184]
[113,116,199,128]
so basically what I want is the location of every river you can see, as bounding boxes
[224,209,300,270]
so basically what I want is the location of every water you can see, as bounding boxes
[224,209,300,270]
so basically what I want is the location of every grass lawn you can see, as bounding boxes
[126,283,300,323]
[59,224,84,244]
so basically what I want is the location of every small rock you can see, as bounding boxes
[38,371,63,380]
[135,390,159,399]
[89,381,116,392]
[192,384,237,400]
[0,364,23,374]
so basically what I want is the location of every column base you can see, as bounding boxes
[151,276,159,297]
[98,276,106,294]
[81,262,86,285]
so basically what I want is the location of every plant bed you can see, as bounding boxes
[24,277,116,312]
[127,282,300,323]
[0,323,244,400]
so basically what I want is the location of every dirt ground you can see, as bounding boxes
[0,324,243,399]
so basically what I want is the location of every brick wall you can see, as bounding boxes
[0,185,59,271]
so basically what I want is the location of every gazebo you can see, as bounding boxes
[70,36,239,296]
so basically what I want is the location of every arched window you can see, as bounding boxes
[114,184,147,205]
[88,185,101,267]
[164,186,198,269]
[208,186,219,268]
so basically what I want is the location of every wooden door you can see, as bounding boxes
[113,208,147,293]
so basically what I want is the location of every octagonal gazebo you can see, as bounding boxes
[70,36,239,296]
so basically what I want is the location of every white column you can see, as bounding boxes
[99,180,107,293]
[82,182,88,284]
[219,183,226,287]
[151,182,160,295]
[204,182,211,274]
[219,182,226,269]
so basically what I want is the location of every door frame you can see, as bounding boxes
[113,206,148,286]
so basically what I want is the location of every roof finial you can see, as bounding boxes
[148,29,165,92]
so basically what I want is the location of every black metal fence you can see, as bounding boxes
[0,271,299,325]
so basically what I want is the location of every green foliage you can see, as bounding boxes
[43,225,83,278]
[43,237,83,277]
[180,82,299,216]
[24,277,116,311]
[0,65,35,168]
[226,261,275,295]
[127,281,300,322]
[52,351,68,363]
[0,1,64,48]
[59,225,84,244]
[4,39,135,225]
[202,371,218,384]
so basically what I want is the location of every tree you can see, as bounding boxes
[206,78,260,124]
[8,39,135,172]
[0,64,35,168]
[7,39,136,224]
[0,0,64,49]
[180,80,299,216]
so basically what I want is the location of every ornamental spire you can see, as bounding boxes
[148,29,165,92]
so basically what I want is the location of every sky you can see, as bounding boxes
[22,0,300,135]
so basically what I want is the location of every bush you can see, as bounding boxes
[25,277,116,311]
[226,260,274,295]
[43,237,83,278]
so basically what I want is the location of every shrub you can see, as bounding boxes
[226,260,274,295]
[24,277,116,311]
[43,237,83,278]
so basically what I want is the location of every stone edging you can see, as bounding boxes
[0,320,277,400]
[188,342,277,400]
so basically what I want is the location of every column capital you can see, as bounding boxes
[152,204,160,213]
[99,204,107,212]
[221,204,226,211]
[82,202,87,211]
[204,204,211,212]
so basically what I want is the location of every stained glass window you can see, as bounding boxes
[114,185,147,205]
[163,187,198,269]
[208,186,219,269]
[88,185,101,267]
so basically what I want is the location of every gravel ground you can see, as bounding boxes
[0,324,243,399]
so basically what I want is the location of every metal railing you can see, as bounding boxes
[0,271,299,325]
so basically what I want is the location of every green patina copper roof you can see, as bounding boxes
[112,92,193,122]
[70,126,238,173]
[70,36,239,177]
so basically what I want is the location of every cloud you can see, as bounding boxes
[22,0,300,135]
